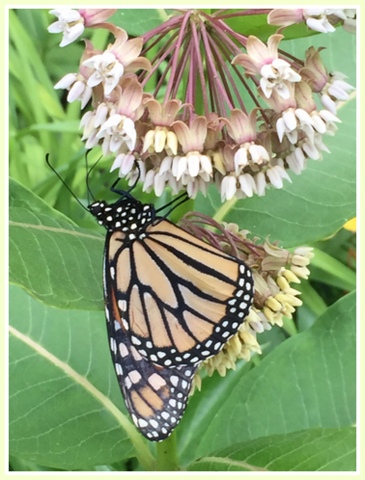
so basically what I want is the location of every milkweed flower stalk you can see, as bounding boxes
[49,8,355,201]
[179,213,314,386]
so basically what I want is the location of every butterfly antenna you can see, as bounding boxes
[128,161,141,193]
[111,160,141,197]
[85,150,104,204]
[45,154,88,212]
[155,191,190,218]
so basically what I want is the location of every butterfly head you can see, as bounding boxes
[88,199,155,234]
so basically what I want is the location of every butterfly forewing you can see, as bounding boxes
[108,219,254,367]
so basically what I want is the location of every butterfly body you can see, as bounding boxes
[89,193,254,440]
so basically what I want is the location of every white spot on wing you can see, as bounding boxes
[138,418,148,428]
[131,336,142,346]
[118,299,127,312]
[122,318,129,330]
[110,266,115,280]
[110,338,117,354]
[149,419,159,429]
[125,377,132,389]
[170,375,179,387]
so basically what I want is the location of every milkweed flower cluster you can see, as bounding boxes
[179,213,314,385]
[49,8,355,201]
[48,8,117,47]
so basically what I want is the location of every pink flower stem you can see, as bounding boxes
[140,33,179,88]
[190,21,210,115]
[142,14,183,43]
[151,52,175,97]
[205,22,260,113]
[170,36,192,101]
[142,27,179,57]
[205,15,248,51]
[164,11,193,100]
[199,24,235,113]
[278,49,304,69]
[214,9,271,19]
[208,32,250,113]
[185,41,196,106]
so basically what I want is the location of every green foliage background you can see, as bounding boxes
[9,9,356,472]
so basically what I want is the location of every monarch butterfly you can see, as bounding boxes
[88,181,254,441]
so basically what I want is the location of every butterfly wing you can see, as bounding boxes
[104,239,198,441]
[108,219,254,368]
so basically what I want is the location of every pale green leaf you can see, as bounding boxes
[179,291,356,464]
[9,285,155,470]
[9,178,104,310]
[189,427,356,471]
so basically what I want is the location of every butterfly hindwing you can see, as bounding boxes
[104,245,199,441]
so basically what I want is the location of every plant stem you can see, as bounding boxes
[155,432,179,471]
[213,196,237,223]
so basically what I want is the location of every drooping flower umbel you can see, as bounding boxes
[50,8,354,202]
[179,212,314,384]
